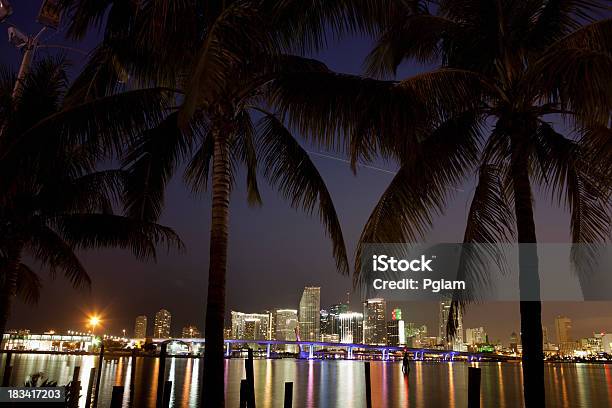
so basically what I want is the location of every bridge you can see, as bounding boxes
[149,338,512,362]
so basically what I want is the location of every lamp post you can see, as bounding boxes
[1,0,66,98]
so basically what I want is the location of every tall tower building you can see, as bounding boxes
[134,315,147,339]
[439,300,463,350]
[299,287,321,341]
[275,309,298,352]
[363,298,386,345]
[153,309,171,338]
[339,312,363,344]
[231,311,270,340]
[555,316,572,344]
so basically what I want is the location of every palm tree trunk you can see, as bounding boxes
[202,126,231,408]
[511,134,545,407]
[0,245,22,339]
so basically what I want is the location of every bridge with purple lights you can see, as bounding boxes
[151,338,511,362]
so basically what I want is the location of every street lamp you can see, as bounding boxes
[89,315,101,334]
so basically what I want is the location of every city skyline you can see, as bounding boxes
[5,3,612,347]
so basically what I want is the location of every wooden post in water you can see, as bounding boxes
[364,362,372,408]
[156,343,168,408]
[85,367,96,408]
[110,386,124,408]
[239,379,248,408]
[283,382,293,408]
[2,351,12,386]
[92,344,104,408]
[468,367,481,408]
[245,348,256,408]
[162,380,172,407]
[129,348,137,406]
[69,367,81,408]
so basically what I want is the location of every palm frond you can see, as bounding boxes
[447,164,515,338]
[122,112,191,222]
[528,19,612,126]
[16,263,42,305]
[355,112,482,287]
[257,112,349,275]
[53,214,184,261]
[27,226,91,289]
[232,110,262,206]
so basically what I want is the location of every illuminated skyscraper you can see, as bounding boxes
[555,316,574,354]
[363,298,386,345]
[299,287,320,341]
[181,325,201,338]
[133,315,147,339]
[438,299,464,350]
[387,308,405,346]
[339,312,363,344]
[153,309,171,338]
[231,311,270,340]
[465,327,486,345]
[275,309,298,352]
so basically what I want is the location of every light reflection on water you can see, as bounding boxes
[2,354,612,407]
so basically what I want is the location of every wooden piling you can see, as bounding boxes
[239,379,248,408]
[245,348,256,408]
[2,351,12,386]
[129,348,137,406]
[92,344,105,408]
[365,362,372,408]
[162,380,172,407]
[468,366,481,408]
[283,382,293,408]
[84,367,96,408]
[110,386,124,408]
[72,366,80,382]
[156,343,168,408]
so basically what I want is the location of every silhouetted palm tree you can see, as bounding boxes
[0,58,182,336]
[57,1,398,405]
[271,1,611,406]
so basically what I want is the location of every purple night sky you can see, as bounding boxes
[2,1,611,343]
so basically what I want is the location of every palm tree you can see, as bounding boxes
[270,1,611,406]
[57,1,399,405]
[0,57,182,335]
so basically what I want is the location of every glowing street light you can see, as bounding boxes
[89,315,101,334]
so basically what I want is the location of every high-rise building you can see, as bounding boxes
[438,300,463,350]
[133,315,147,339]
[338,312,363,344]
[299,287,320,341]
[274,309,298,343]
[465,327,486,345]
[555,316,574,354]
[153,309,171,338]
[387,319,406,346]
[555,316,572,344]
[387,308,405,346]
[231,311,270,340]
[181,325,201,338]
[320,309,332,336]
[363,298,386,345]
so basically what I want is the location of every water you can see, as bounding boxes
[3,354,612,407]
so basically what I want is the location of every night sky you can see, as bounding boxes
[3,1,612,343]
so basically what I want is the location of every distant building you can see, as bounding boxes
[465,327,486,346]
[363,299,386,345]
[231,311,270,340]
[299,287,321,341]
[555,316,574,354]
[338,312,363,344]
[510,331,520,353]
[2,333,94,352]
[387,319,405,346]
[387,308,405,346]
[274,309,298,352]
[602,333,612,354]
[134,315,147,339]
[181,325,201,338]
[438,300,464,351]
[154,309,171,338]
